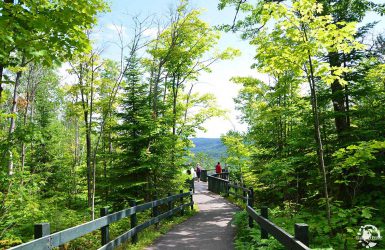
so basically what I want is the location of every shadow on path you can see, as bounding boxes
[146,181,240,250]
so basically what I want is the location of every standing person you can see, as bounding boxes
[215,162,222,174]
[191,166,197,179]
[196,163,202,182]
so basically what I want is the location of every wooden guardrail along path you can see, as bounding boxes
[10,170,310,250]
[9,190,194,250]
[208,172,310,250]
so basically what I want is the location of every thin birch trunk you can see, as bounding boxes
[8,68,23,175]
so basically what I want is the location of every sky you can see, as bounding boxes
[93,0,385,138]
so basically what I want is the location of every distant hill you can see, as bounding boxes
[189,138,227,159]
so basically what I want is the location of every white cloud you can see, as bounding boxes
[143,28,158,38]
[192,54,265,138]
[105,23,127,33]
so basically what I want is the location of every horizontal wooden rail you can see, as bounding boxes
[10,191,194,250]
[246,206,310,250]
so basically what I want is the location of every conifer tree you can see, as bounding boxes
[112,54,152,206]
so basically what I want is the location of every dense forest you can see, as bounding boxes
[219,0,385,248]
[0,0,238,248]
[1,0,385,249]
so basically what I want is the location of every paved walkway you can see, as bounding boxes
[146,181,239,250]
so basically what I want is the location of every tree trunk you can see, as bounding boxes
[21,66,34,182]
[90,63,95,220]
[71,117,80,207]
[92,158,96,220]
[306,53,331,226]
[21,98,29,183]
[8,69,23,175]
[151,65,162,118]
[0,65,3,101]
[84,111,92,208]
[77,61,93,211]
[172,77,177,136]
[328,52,349,141]
[80,78,92,208]
[171,74,179,168]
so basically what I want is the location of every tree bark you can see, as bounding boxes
[90,60,95,220]
[0,65,3,101]
[78,67,92,209]
[328,52,349,141]
[84,110,92,208]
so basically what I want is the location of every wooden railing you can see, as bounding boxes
[9,190,194,250]
[200,169,215,182]
[207,173,310,250]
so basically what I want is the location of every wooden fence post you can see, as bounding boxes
[248,188,254,228]
[130,200,138,244]
[201,169,207,182]
[34,223,50,239]
[100,207,109,246]
[168,192,173,215]
[153,195,159,228]
[261,206,268,239]
[242,184,247,203]
[295,223,309,246]
[180,190,184,216]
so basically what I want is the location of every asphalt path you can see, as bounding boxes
[146,181,239,250]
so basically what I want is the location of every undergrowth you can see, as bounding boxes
[231,205,385,249]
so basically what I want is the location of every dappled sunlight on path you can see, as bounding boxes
[146,181,239,250]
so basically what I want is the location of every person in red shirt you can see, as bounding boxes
[215,162,222,174]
